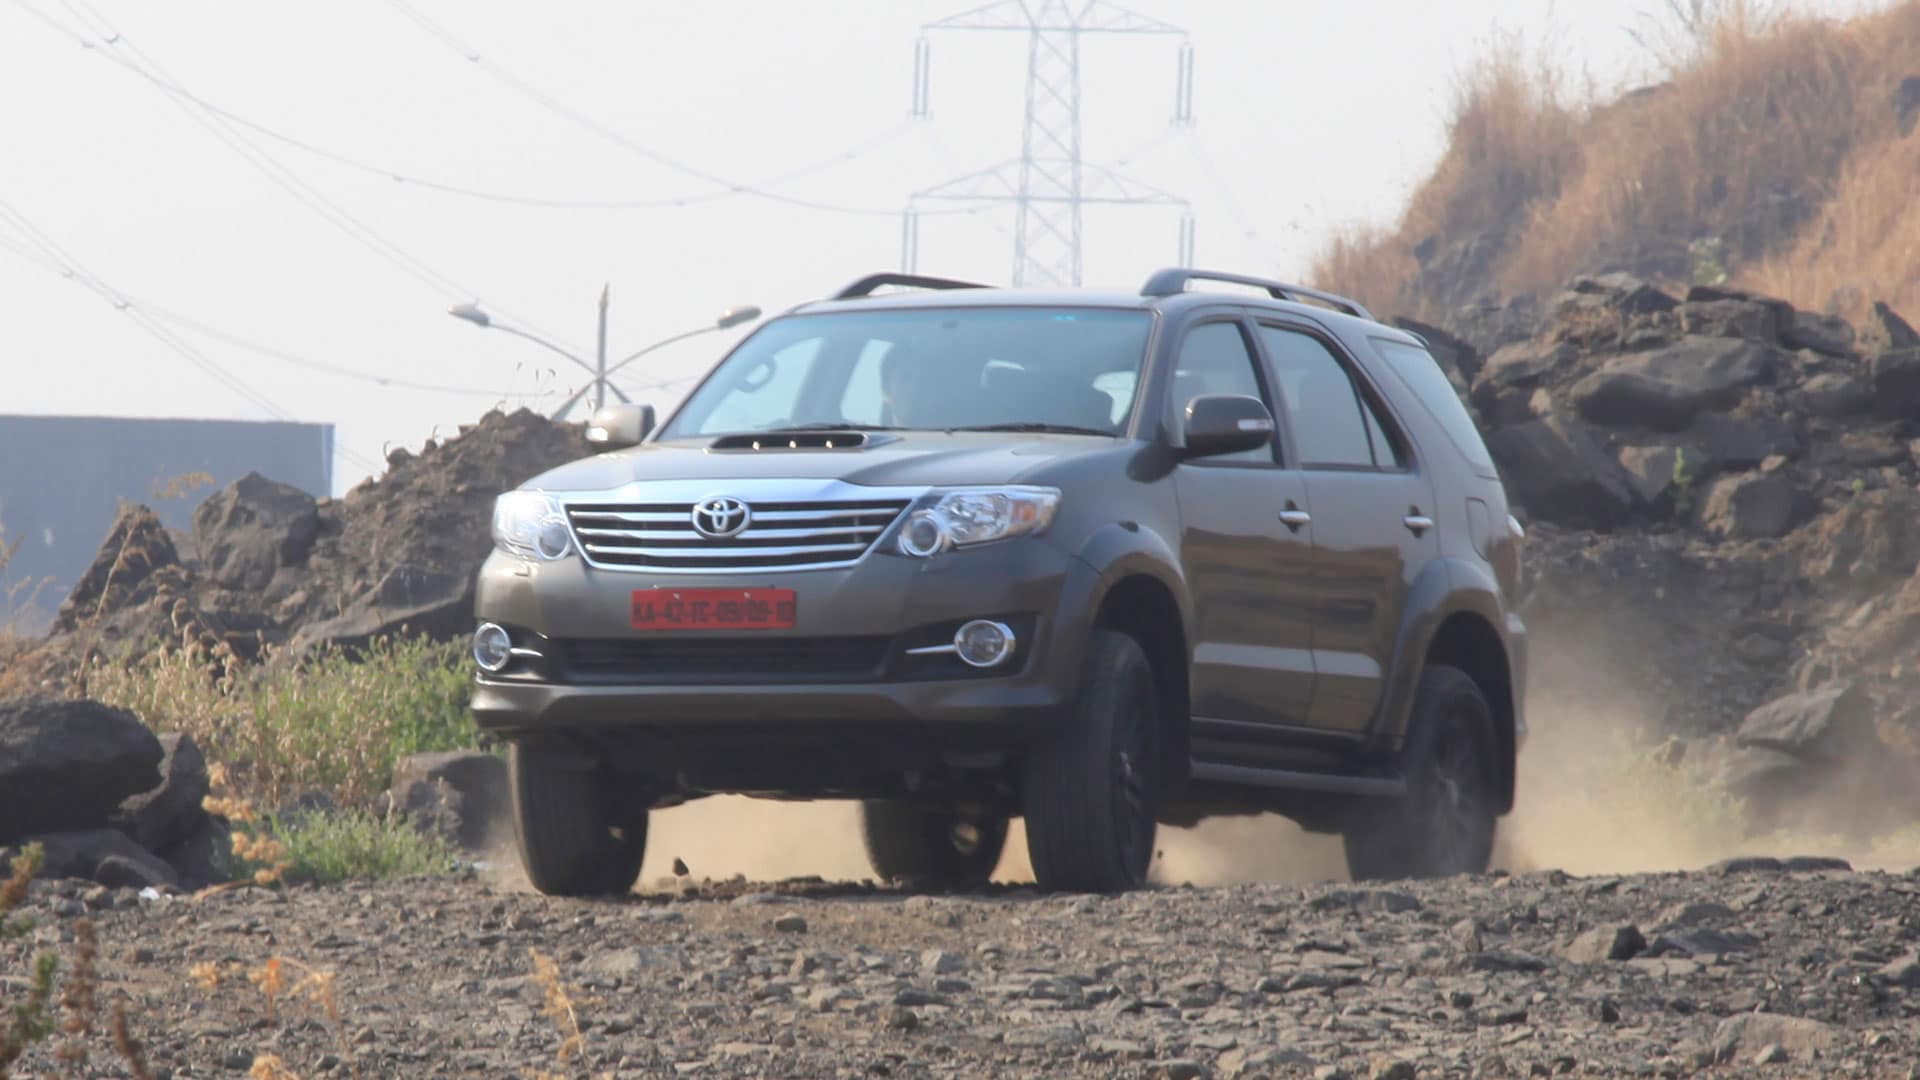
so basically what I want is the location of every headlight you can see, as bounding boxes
[492,491,574,561]
[894,486,1060,557]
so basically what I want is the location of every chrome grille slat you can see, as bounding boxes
[565,496,911,572]
[575,524,887,542]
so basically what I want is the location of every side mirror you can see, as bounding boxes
[585,403,655,451]
[1182,394,1275,458]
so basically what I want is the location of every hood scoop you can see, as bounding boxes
[707,430,896,452]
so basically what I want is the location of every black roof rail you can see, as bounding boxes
[1139,268,1374,321]
[832,272,994,300]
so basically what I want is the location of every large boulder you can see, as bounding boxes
[284,564,472,658]
[1679,298,1783,343]
[1781,311,1857,358]
[48,504,185,637]
[115,732,211,854]
[17,828,179,889]
[1568,337,1779,431]
[388,750,507,849]
[1471,340,1578,426]
[0,698,164,843]
[1485,411,1635,528]
[1686,413,1799,471]
[192,472,321,592]
[1794,371,1872,418]
[1736,682,1874,763]
[1697,473,1810,540]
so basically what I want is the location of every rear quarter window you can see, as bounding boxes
[1372,338,1496,476]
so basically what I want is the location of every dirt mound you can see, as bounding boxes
[0,408,588,691]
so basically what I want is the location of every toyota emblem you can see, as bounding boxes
[690,495,752,539]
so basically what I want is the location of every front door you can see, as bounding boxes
[1254,321,1439,737]
[1170,318,1319,731]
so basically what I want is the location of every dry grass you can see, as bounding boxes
[1312,0,1920,322]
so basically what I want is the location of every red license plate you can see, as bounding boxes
[630,588,797,631]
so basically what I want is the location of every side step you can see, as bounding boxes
[1188,761,1406,799]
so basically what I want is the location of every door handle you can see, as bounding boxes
[1279,508,1312,531]
[1403,514,1434,536]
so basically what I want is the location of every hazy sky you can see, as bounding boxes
[0,1,1880,495]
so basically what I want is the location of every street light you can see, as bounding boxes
[447,287,761,421]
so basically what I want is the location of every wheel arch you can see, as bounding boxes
[1076,526,1193,796]
[1376,559,1519,813]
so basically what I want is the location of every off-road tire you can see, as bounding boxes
[1343,664,1498,881]
[509,742,647,897]
[1022,629,1160,893]
[859,801,1009,888]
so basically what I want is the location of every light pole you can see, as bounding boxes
[449,288,760,421]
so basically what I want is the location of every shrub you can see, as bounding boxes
[268,809,458,885]
[88,633,476,809]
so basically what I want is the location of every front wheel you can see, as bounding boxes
[1022,629,1160,893]
[1343,664,1498,881]
[509,741,647,897]
[860,801,1008,888]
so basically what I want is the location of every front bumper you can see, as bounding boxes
[469,535,1099,739]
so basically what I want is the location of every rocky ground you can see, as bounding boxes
[5,858,1920,1079]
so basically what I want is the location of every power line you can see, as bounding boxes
[14,0,578,349]
[382,0,982,219]
[0,199,386,477]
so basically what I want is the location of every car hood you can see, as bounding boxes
[521,432,1116,493]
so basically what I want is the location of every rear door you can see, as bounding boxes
[1253,321,1438,737]
[1169,317,1319,731]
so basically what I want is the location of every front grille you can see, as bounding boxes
[565,498,910,571]
[554,636,890,684]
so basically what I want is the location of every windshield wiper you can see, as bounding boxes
[946,422,1116,437]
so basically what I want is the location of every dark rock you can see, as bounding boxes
[1869,349,1920,419]
[116,732,210,854]
[28,828,178,888]
[1782,311,1857,358]
[1861,300,1920,357]
[1577,272,1679,316]
[1647,927,1758,956]
[1462,950,1548,974]
[48,504,185,637]
[1563,924,1645,963]
[191,472,321,592]
[1709,855,1787,874]
[1307,889,1422,915]
[285,565,473,658]
[1795,372,1872,417]
[0,697,164,843]
[1680,299,1783,343]
[1569,337,1778,430]
[1781,855,1852,872]
[1472,341,1577,425]
[388,751,508,849]
[1736,682,1873,763]
[1697,473,1809,540]
[1687,413,1799,470]
[1616,445,1688,505]
[1486,412,1636,528]
[1654,901,1735,929]
[161,814,232,890]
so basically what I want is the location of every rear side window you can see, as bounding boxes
[1373,339,1494,474]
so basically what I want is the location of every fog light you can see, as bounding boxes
[473,622,512,673]
[953,619,1015,668]
[899,510,949,557]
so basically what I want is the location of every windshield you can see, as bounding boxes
[660,306,1153,439]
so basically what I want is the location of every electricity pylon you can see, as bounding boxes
[906,0,1197,287]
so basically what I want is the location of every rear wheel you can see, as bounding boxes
[509,741,647,897]
[1343,664,1497,881]
[860,801,1008,888]
[1022,629,1160,893]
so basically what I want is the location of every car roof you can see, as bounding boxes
[787,285,1412,342]
[772,269,1436,352]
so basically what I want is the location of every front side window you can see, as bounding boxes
[1171,321,1273,465]
[661,307,1153,439]
[1258,325,1401,469]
